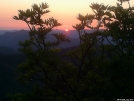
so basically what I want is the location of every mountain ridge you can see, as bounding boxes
[0,29,80,52]
[0,29,111,55]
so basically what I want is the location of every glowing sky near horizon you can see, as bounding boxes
[0,0,134,30]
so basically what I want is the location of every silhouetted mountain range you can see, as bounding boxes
[0,29,113,55]
[0,30,29,51]
[0,30,18,35]
[0,29,80,54]
[0,46,19,55]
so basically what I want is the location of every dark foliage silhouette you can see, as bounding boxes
[9,0,134,101]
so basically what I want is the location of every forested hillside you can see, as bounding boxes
[0,53,27,101]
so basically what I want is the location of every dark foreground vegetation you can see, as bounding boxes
[1,0,134,100]
[0,53,27,101]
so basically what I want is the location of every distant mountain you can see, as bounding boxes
[0,30,19,35]
[0,29,113,55]
[0,29,29,50]
[0,46,19,55]
[0,29,80,51]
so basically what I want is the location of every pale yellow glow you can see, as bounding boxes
[0,0,134,30]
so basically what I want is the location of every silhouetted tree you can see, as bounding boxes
[71,0,134,100]
[10,0,134,101]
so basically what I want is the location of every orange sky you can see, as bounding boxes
[0,0,133,30]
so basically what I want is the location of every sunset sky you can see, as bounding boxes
[0,0,134,30]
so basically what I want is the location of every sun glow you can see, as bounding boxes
[65,29,68,31]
